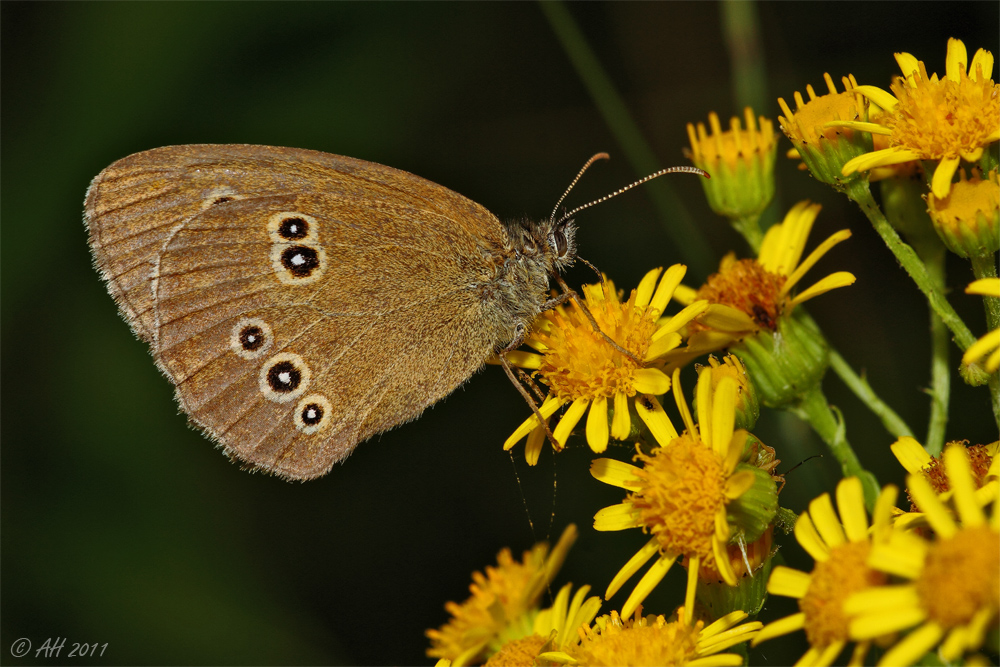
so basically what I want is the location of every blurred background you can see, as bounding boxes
[2,2,997,665]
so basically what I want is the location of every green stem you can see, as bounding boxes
[719,0,769,119]
[924,247,949,456]
[795,311,914,439]
[969,253,1000,428]
[792,386,880,510]
[846,182,983,367]
[539,0,715,279]
[731,214,764,254]
[827,350,915,439]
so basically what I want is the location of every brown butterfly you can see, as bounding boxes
[85,145,702,480]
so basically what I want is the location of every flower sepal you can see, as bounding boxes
[694,525,775,619]
[731,314,829,408]
[727,463,780,544]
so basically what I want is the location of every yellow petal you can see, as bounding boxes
[633,368,671,395]
[894,51,921,79]
[907,472,957,537]
[789,271,856,308]
[605,537,661,598]
[673,283,698,305]
[725,470,755,499]
[611,391,631,440]
[697,366,714,447]
[503,350,543,369]
[635,267,663,309]
[590,457,642,489]
[963,329,1000,366]
[931,155,960,199]
[965,278,1000,297]
[553,397,590,448]
[650,264,687,314]
[845,584,921,616]
[808,492,847,548]
[698,304,757,332]
[585,396,609,453]
[944,444,985,527]
[876,621,943,666]
[767,565,811,598]
[867,533,927,578]
[635,393,679,447]
[842,147,922,175]
[946,37,968,82]
[782,229,852,295]
[644,331,682,361]
[504,395,564,450]
[890,436,932,474]
[654,300,709,335]
[712,535,738,586]
[824,120,893,136]
[970,48,996,82]
[752,612,805,646]
[852,84,899,111]
[594,502,641,532]
[621,553,676,619]
[711,377,738,457]
[836,477,869,542]
[794,510,830,562]
[525,423,546,466]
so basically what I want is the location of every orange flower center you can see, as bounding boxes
[799,540,888,647]
[885,62,1000,159]
[907,442,995,511]
[533,284,658,401]
[695,258,786,330]
[574,613,702,666]
[916,524,1000,629]
[483,635,547,667]
[628,435,728,565]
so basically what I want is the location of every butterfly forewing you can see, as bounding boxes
[85,144,511,479]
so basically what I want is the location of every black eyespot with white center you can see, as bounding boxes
[230,317,273,359]
[281,246,320,277]
[259,353,311,403]
[278,217,309,240]
[294,393,333,434]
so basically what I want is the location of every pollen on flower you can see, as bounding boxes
[907,441,996,510]
[535,283,660,401]
[628,435,728,566]
[695,258,786,331]
[483,635,547,667]
[882,60,1000,163]
[799,540,888,647]
[915,525,1000,629]
[573,610,702,667]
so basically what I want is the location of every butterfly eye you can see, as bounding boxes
[552,230,568,258]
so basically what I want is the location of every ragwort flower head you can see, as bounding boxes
[753,478,898,666]
[590,367,778,619]
[840,38,1000,199]
[846,446,1000,665]
[925,168,1000,258]
[426,525,577,666]
[504,266,707,463]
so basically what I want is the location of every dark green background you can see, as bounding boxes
[2,2,997,665]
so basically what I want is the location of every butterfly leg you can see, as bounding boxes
[499,324,559,448]
[551,274,642,365]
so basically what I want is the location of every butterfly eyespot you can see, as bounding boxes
[270,243,327,285]
[268,212,319,244]
[259,352,311,403]
[200,188,246,210]
[294,394,333,434]
[230,317,273,360]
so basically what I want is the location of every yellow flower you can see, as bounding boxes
[669,201,854,391]
[542,606,761,667]
[504,266,708,463]
[485,583,602,667]
[695,354,759,431]
[590,367,769,619]
[426,525,577,666]
[963,278,1000,374]
[926,169,1000,258]
[777,73,874,190]
[846,446,1000,665]
[840,38,1000,199]
[685,108,778,221]
[753,478,898,666]
[890,436,999,529]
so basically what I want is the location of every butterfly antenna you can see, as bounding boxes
[556,165,709,226]
[549,152,611,223]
